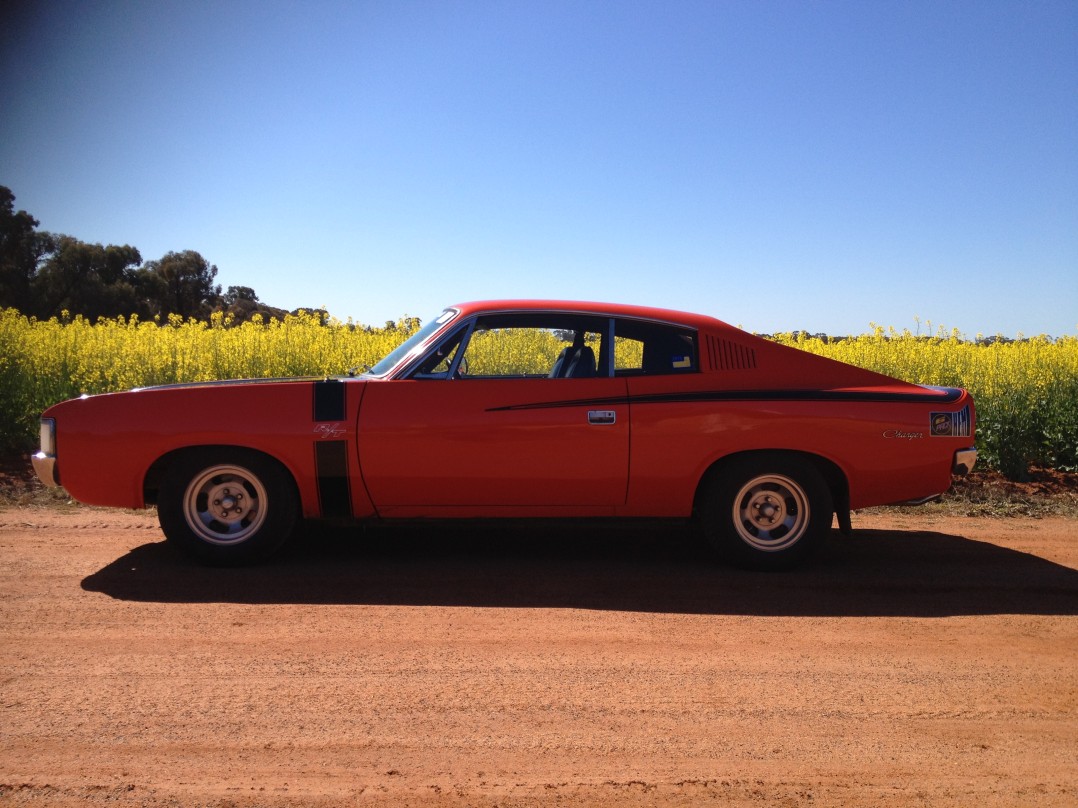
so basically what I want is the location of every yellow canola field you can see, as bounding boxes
[771,326,1078,477]
[3,310,1076,477]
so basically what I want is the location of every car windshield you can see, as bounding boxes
[365,308,459,377]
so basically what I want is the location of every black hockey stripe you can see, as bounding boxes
[313,380,346,421]
[487,387,964,412]
[315,440,352,518]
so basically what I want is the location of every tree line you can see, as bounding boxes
[0,185,300,324]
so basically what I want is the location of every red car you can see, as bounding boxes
[33,300,977,568]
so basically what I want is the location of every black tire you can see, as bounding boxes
[157,449,298,565]
[698,453,832,570]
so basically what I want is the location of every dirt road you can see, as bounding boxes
[1,507,1075,807]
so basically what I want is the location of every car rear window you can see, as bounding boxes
[614,320,697,375]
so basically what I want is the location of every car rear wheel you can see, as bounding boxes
[698,454,832,569]
[158,449,298,565]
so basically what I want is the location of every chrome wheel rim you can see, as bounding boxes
[732,473,810,552]
[183,464,268,546]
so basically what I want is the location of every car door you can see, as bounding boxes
[357,317,630,516]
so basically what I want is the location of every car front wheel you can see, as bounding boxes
[698,454,832,569]
[158,450,298,565]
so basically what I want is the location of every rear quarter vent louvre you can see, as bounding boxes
[707,335,757,371]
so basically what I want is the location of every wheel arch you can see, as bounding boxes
[143,444,301,508]
[693,449,850,528]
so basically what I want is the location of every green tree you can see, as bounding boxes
[143,250,222,319]
[219,285,290,324]
[0,186,56,313]
[32,236,143,319]
[2,185,277,324]
[223,285,259,306]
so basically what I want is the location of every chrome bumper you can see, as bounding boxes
[32,451,59,487]
[952,447,978,476]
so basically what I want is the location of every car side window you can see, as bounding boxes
[462,325,603,378]
[409,313,611,379]
[614,320,697,375]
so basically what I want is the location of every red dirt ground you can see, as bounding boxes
[1,495,1076,806]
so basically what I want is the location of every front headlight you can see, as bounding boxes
[39,418,56,456]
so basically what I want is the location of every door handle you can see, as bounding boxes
[588,410,616,425]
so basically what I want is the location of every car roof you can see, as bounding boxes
[448,300,729,331]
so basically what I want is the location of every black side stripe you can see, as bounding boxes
[313,379,346,421]
[315,440,352,518]
[313,380,351,517]
[487,387,964,412]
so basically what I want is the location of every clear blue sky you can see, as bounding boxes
[2,0,1076,337]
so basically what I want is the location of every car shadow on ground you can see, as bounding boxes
[81,522,1078,617]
